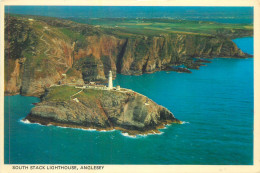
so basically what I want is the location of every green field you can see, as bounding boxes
[44,85,103,101]
[44,86,81,101]
[69,18,253,37]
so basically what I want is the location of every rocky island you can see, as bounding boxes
[5,14,253,135]
[25,85,181,136]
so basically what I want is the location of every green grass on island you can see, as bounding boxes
[44,85,105,101]
[44,86,81,101]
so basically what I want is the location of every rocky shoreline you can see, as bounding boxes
[24,115,180,136]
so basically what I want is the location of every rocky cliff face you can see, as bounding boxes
[4,15,252,96]
[25,86,181,135]
[4,16,85,96]
[116,35,248,75]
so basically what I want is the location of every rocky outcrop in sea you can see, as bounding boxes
[24,86,181,136]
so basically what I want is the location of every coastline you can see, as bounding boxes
[21,117,182,137]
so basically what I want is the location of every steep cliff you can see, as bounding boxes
[24,86,181,135]
[4,15,253,96]
[4,16,85,96]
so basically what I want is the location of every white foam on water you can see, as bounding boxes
[20,119,45,126]
[121,133,137,138]
[51,125,99,132]
[99,129,116,132]
[46,124,97,131]
[20,119,31,124]
[56,126,69,129]
[181,121,190,124]
[72,127,97,131]
[121,130,165,138]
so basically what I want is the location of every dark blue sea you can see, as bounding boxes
[4,37,253,165]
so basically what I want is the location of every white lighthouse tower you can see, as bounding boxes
[108,70,113,90]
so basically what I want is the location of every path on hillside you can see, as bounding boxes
[70,89,83,99]
[40,31,70,72]
[40,34,50,56]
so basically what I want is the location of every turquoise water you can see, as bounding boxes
[4,37,253,165]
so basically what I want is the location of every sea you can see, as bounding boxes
[4,37,253,165]
[5,6,253,24]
